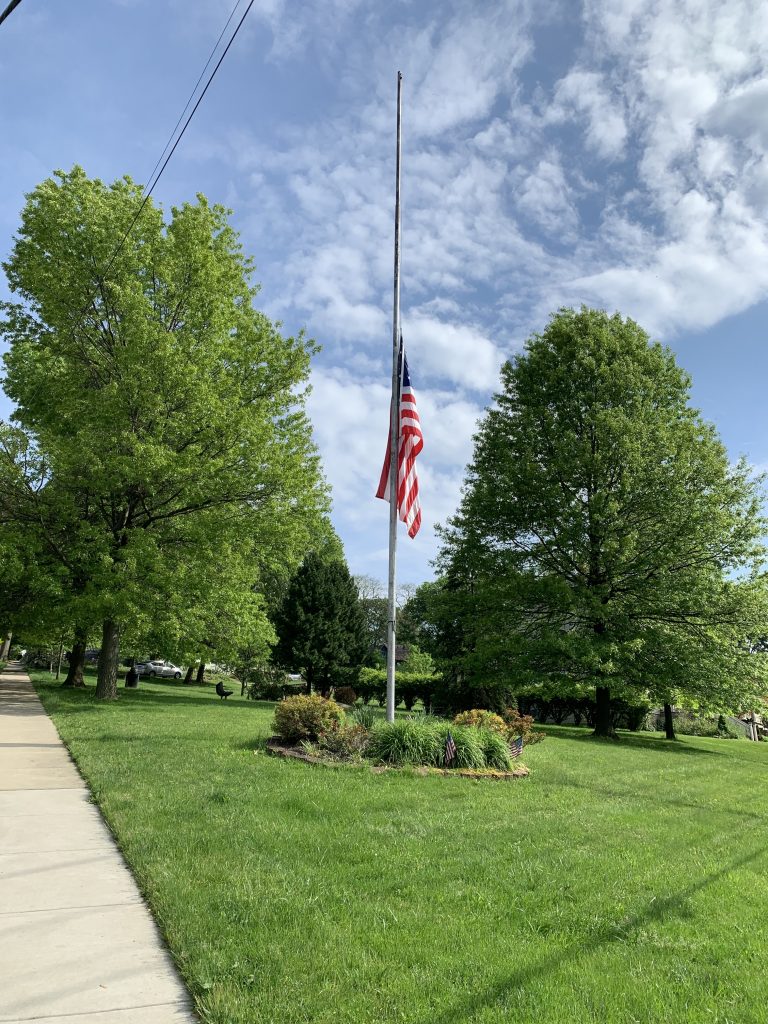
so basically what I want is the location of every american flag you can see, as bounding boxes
[444,730,458,767]
[509,735,524,759]
[376,337,423,538]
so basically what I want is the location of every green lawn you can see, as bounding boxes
[32,673,768,1024]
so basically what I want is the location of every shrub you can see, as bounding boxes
[334,685,357,705]
[502,707,546,745]
[357,668,438,711]
[247,664,288,701]
[317,721,370,759]
[351,704,377,730]
[368,718,495,769]
[431,678,517,716]
[453,709,507,734]
[523,729,546,745]
[477,729,512,770]
[273,694,344,743]
[367,718,442,766]
[433,723,486,769]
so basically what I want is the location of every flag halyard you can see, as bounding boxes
[376,337,423,538]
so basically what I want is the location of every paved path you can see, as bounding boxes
[0,663,196,1024]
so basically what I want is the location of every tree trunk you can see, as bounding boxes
[183,665,195,685]
[95,620,120,700]
[196,662,206,685]
[663,702,676,740]
[62,626,87,688]
[592,685,615,738]
[0,632,11,659]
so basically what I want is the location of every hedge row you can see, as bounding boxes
[356,668,438,711]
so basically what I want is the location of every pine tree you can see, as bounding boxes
[275,554,367,695]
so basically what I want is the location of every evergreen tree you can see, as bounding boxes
[275,553,367,695]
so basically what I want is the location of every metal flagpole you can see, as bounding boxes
[386,71,403,724]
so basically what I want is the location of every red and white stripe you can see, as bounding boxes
[376,348,423,538]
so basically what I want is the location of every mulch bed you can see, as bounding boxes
[263,738,529,780]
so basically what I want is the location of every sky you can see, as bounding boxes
[2,0,768,585]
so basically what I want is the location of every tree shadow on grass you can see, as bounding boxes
[545,725,719,756]
[33,683,260,715]
[543,767,768,823]
[421,844,767,1024]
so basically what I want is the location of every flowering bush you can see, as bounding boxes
[273,694,344,743]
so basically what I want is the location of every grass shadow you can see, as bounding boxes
[544,724,720,756]
[423,844,767,1024]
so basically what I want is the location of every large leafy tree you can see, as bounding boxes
[275,553,367,694]
[438,307,768,735]
[1,167,329,697]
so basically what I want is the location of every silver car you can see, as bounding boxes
[137,659,182,679]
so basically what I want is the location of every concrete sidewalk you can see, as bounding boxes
[0,663,196,1024]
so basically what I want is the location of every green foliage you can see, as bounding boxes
[353,575,388,665]
[333,685,357,705]
[246,665,289,701]
[400,644,435,675]
[502,708,536,739]
[350,704,377,730]
[654,713,743,739]
[316,720,371,760]
[356,667,437,710]
[477,729,512,770]
[274,553,367,694]
[367,718,443,766]
[453,709,507,734]
[437,307,768,732]
[272,694,343,743]
[0,167,330,697]
[367,718,500,770]
[434,723,486,770]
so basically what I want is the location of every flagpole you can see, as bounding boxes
[386,71,403,724]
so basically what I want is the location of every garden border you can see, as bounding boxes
[264,738,530,780]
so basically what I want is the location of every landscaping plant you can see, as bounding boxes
[273,694,344,743]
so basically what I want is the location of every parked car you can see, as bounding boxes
[136,659,182,679]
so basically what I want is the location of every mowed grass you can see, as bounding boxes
[32,674,768,1024]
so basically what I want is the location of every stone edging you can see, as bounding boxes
[264,738,529,779]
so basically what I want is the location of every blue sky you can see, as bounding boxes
[2,0,768,586]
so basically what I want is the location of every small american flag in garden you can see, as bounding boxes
[509,736,524,759]
[376,337,423,538]
[444,730,457,767]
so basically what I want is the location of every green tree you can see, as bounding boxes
[275,553,367,695]
[353,575,388,665]
[1,167,329,697]
[438,307,768,736]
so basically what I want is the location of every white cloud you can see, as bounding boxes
[515,153,579,236]
[405,316,506,392]
[548,68,628,160]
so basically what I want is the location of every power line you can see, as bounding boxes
[100,0,256,284]
[0,0,23,29]
[140,0,244,215]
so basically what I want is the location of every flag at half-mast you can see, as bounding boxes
[376,336,423,538]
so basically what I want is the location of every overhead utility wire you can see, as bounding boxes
[0,0,23,29]
[98,0,255,286]
[138,0,243,221]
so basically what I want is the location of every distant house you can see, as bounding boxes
[378,644,410,664]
